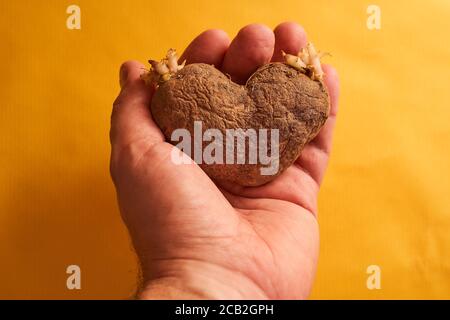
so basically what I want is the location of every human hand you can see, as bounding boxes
[110,22,339,299]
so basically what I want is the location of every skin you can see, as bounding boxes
[110,22,339,299]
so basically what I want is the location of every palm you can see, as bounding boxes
[111,23,339,299]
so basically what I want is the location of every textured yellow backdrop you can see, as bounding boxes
[1,0,449,299]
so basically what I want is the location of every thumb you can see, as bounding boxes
[110,60,164,153]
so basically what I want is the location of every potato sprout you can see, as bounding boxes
[142,49,186,84]
[283,42,326,80]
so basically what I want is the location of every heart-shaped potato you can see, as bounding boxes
[148,50,330,186]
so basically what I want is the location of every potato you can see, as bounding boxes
[145,47,330,186]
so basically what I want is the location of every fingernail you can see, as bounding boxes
[119,65,128,88]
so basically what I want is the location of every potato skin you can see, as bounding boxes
[151,63,329,186]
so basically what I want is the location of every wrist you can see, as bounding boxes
[138,259,269,300]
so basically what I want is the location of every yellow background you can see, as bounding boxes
[1,0,449,299]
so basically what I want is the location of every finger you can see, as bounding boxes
[179,29,230,68]
[295,64,340,185]
[271,22,307,62]
[222,24,275,84]
[111,60,164,151]
[310,65,340,152]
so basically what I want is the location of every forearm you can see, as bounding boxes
[138,259,269,300]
